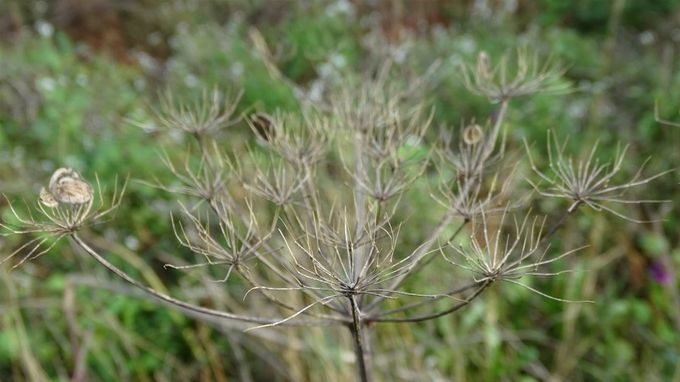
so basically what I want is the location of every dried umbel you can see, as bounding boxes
[39,187,58,208]
[41,167,93,206]
[444,209,587,302]
[168,200,275,282]
[254,111,331,168]
[462,49,568,101]
[152,145,229,202]
[462,123,484,145]
[242,153,309,206]
[451,210,547,282]
[437,120,505,182]
[144,88,243,137]
[526,132,671,221]
[1,169,125,269]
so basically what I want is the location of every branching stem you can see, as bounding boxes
[369,280,490,323]
[70,234,347,327]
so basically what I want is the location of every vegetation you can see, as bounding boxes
[1,1,679,381]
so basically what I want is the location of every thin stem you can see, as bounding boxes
[353,132,368,283]
[483,100,509,160]
[365,220,469,316]
[236,267,345,321]
[410,219,469,277]
[541,201,581,245]
[371,280,480,318]
[349,295,371,382]
[70,234,347,327]
[445,219,469,244]
[369,280,489,323]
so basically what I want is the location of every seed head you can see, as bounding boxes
[525,132,671,221]
[462,49,568,101]
[47,168,93,205]
[2,169,126,269]
[462,123,484,145]
[39,187,58,208]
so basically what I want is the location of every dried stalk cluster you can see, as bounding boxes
[1,51,667,382]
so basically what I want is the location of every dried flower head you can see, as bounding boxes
[253,111,330,168]
[462,123,484,145]
[444,209,588,302]
[434,170,519,221]
[242,153,309,206]
[167,200,274,282]
[46,167,93,205]
[1,169,126,269]
[39,187,58,208]
[150,144,229,202]
[526,132,670,222]
[462,49,568,101]
[138,88,243,137]
[438,121,505,181]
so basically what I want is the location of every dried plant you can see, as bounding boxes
[152,88,243,138]
[462,49,569,102]
[1,51,668,382]
[526,131,671,222]
[443,209,587,302]
[1,169,126,270]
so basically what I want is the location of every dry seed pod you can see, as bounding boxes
[48,168,93,205]
[477,51,492,81]
[463,124,484,145]
[249,112,276,142]
[39,187,58,208]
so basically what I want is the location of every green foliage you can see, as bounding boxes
[1,1,680,381]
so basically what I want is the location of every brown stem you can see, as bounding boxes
[370,280,480,318]
[408,220,468,277]
[349,295,371,382]
[70,234,346,327]
[541,201,581,245]
[369,280,489,323]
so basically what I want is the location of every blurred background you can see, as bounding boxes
[1,0,680,381]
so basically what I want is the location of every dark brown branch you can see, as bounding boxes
[349,295,371,382]
[370,280,481,318]
[368,281,490,323]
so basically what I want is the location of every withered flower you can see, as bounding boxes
[462,49,568,101]
[46,167,93,205]
[1,168,125,269]
[526,132,670,222]
[462,123,484,145]
[39,187,58,208]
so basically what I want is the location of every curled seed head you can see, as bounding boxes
[47,168,93,205]
[463,124,484,145]
[39,187,58,208]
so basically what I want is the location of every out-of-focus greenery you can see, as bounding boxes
[1,1,679,381]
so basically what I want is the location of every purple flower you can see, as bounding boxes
[649,261,673,285]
